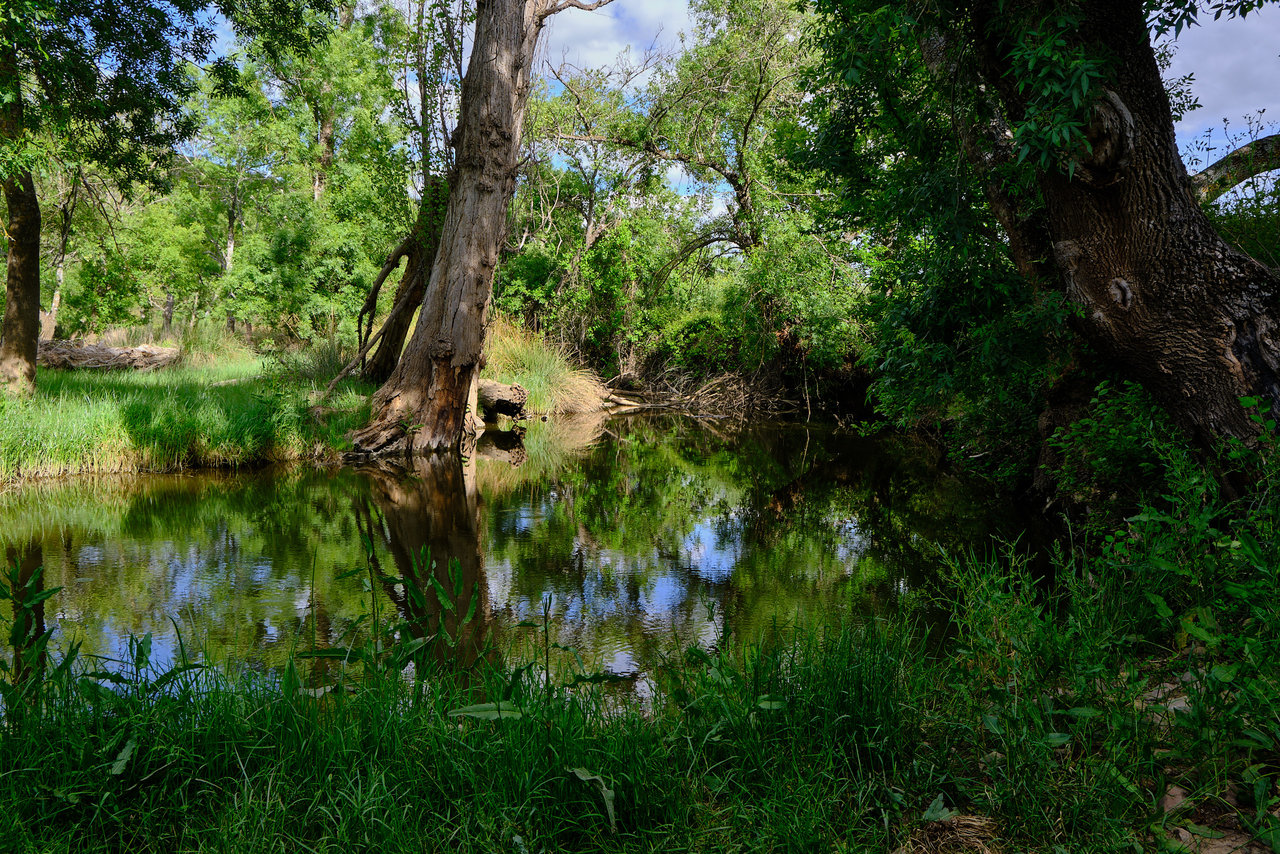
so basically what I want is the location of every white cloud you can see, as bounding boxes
[539,0,693,71]
[1166,8,1280,163]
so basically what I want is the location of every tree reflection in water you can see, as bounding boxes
[359,453,494,680]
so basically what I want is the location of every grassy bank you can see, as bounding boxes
[483,316,608,415]
[3,470,1278,854]
[0,319,604,481]
[0,346,372,481]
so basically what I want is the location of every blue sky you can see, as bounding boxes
[1165,4,1280,169]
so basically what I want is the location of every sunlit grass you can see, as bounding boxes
[483,316,606,415]
[0,346,372,481]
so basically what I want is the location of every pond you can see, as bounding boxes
[0,415,1014,681]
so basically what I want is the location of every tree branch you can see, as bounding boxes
[557,132,740,189]
[539,0,617,22]
[356,234,414,351]
[1190,132,1280,204]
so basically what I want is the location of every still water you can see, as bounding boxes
[0,415,1008,678]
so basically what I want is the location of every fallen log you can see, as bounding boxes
[38,340,181,371]
[478,379,528,421]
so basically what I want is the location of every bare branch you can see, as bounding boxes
[539,0,617,22]
[1190,132,1280,203]
[557,131,740,188]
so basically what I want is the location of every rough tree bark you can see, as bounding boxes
[351,0,614,456]
[0,49,41,395]
[973,0,1280,448]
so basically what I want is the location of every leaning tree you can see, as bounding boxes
[349,0,615,456]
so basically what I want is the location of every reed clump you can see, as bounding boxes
[483,317,607,415]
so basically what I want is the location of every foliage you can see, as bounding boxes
[1045,380,1192,529]
[0,0,331,184]
[61,254,147,334]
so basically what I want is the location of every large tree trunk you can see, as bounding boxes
[0,53,40,394]
[363,177,450,384]
[351,0,548,456]
[979,0,1280,448]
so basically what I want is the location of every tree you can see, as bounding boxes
[349,0,616,456]
[557,0,812,257]
[808,0,1280,455]
[0,0,329,393]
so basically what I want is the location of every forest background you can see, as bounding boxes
[4,0,1278,498]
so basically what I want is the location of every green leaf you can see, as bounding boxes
[921,793,956,822]
[1210,663,1239,683]
[110,739,137,776]
[1145,592,1174,619]
[1181,822,1225,839]
[447,702,523,720]
[133,633,153,671]
[1042,732,1072,748]
[568,767,618,833]
[1064,706,1101,719]
[429,575,455,612]
[150,662,205,692]
[756,694,786,710]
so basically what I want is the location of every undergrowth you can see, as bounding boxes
[1,393,1278,851]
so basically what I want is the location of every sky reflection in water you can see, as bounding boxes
[0,416,1005,679]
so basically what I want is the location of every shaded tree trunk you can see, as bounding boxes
[313,97,336,202]
[975,0,1280,448]
[351,0,550,455]
[0,149,40,393]
[363,177,450,383]
[42,170,79,342]
[162,292,175,338]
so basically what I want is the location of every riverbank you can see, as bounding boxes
[0,352,373,481]
[0,323,616,482]
[3,485,1277,853]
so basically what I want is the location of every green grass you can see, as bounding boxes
[0,347,373,481]
[7,521,1275,854]
[484,317,607,415]
[0,615,930,854]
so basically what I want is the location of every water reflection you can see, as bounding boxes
[361,454,493,675]
[0,417,1012,678]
